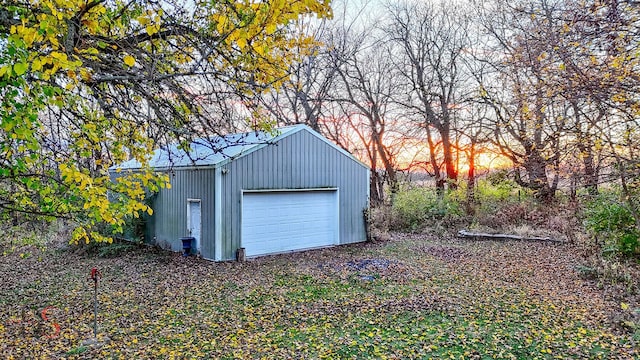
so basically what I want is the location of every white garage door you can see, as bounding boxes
[241,190,338,257]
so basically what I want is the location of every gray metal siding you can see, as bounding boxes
[220,129,369,260]
[149,168,216,259]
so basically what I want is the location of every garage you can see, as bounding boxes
[114,124,369,261]
[241,190,338,257]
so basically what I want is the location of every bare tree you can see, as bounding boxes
[474,0,576,201]
[329,26,403,204]
[474,0,640,204]
[262,18,339,132]
[385,1,471,192]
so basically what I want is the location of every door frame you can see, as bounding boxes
[186,198,202,253]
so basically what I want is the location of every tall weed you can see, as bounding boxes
[390,187,462,230]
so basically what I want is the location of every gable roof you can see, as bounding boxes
[111,124,367,171]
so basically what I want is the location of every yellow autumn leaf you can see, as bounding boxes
[237,37,247,49]
[612,93,627,103]
[0,65,10,77]
[124,55,136,67]
[215,15,228,33]
[137,15,150,26]
[265,22,277,35]
[146,24,160,36]
[82,19,98,32]
[32,58,43,71]
[79,68,92,81]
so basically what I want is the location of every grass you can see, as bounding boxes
[0,231,638,359]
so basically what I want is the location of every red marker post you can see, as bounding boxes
[88,268,101,338]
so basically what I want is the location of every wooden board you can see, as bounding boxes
[457,230,564,243]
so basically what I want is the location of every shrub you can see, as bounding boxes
[390,187,462,230]
[476,176,531,206]
[584,193,640,257]
[453,174,537,230]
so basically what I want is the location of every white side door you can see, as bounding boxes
[187,199,201,252]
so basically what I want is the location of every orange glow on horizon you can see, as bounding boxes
[394,142,512,176]
[457,152,512,175]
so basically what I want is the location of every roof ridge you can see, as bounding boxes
[110,124,308,170]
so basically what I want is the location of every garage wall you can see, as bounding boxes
[220,129,369,260]
[148,168,216,258]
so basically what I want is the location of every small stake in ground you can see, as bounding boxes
[82,267,107,348]
[88,267,101,338]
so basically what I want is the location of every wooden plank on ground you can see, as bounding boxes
[457,230,564,243]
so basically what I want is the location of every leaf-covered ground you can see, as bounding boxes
[1,232,638,359]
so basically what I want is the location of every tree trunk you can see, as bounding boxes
[369,170,384,206]
[465,143,476,215]
[613,155,640,235]
[571,101,599,196]
[524,152,554,202]
[440,125,458,190]
[372,130,398,197]
[425,124,444,193]
[579,143,599,196]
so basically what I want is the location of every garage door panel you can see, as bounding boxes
[241,190,338,257]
